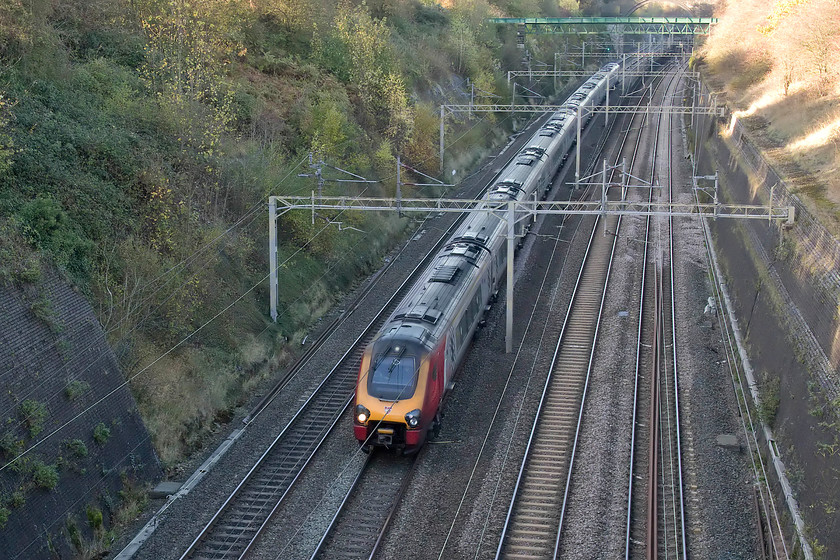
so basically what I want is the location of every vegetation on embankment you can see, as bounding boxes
[0,0,584,466]
[696,0,840,230]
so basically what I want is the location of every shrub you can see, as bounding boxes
[64,380,90,401]
[19,400,48,438]
[93,423,110,445]
[758,375,781,426]
[64,439,88,458]
[31,461,59,490]
[10,490,25,508]
[30,295,63,333]
[0,431,24,459]
[0,507,9,529]
[86,505,103,530]
[14,257,41,284]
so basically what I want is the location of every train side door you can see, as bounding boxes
[444,331,456,389]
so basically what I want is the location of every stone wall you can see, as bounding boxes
[0,271,161,558]
[724,118,840,401]
[698,100,840,553]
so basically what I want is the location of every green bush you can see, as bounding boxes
[86,505,103,530]
[0,507,9,529]
[31,461,59,490]
[64,439,88,458]
[10,490,25,508]
[93,423,110,445]
[19,400,48,438]
[64,380,90,401]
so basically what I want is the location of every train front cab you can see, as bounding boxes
[354,327,444,453]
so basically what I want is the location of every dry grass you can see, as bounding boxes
[700,0,840,229]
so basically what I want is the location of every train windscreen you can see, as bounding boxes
[368,352,418,401]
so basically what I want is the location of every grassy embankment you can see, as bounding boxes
[698,1,840,553]
[697,0,840,230]
[0,0,583,467]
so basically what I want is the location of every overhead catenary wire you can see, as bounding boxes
[0,97,508,474]
[0,156,320,432]
[0,154,312,387]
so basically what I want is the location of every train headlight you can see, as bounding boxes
[355,404,370,425]
[405,409,421,429]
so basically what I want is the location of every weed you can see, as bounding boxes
[31,461,59,490]
[0,507,9,529]
[64,380,90,401]
[93,422,110,445]
[757,374,781,427]
[65,515,82,553]
[64,439,88,458]
[19,399,48,438]
[811,538,826,559]
[114,476,148,526]
[816,442,837,457]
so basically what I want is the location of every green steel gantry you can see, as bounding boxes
[489,17,718,35]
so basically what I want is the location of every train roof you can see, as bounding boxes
[373,59,623,349]
[384,218,498,345]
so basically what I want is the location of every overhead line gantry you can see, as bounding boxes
[268,193,794,352]
[488,17,718,36]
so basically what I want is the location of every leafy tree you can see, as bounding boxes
[138,0,240,162]
[310,97,350,160]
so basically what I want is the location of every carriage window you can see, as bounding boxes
[368,353,418,401]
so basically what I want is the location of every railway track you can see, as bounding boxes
[310,451,416,560]
[624,63,687,559]
[178,114,554,560]
[494,67,661,559]
[492,55,699,559]
[495,215,616,560]
[656,63,687,559]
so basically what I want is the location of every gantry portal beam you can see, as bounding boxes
[489,17,718,35]
[268,196,792,222]
[441,104,721,116]
[268,195,794,351]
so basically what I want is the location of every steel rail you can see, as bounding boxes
[494,66,655,560]
[648,264,663,559]
[644,65,671,560]
[309,451,418,560]
[621,63,686,559]
[665,68,689,560]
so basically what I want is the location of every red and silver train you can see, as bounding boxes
[354,57,648,453]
